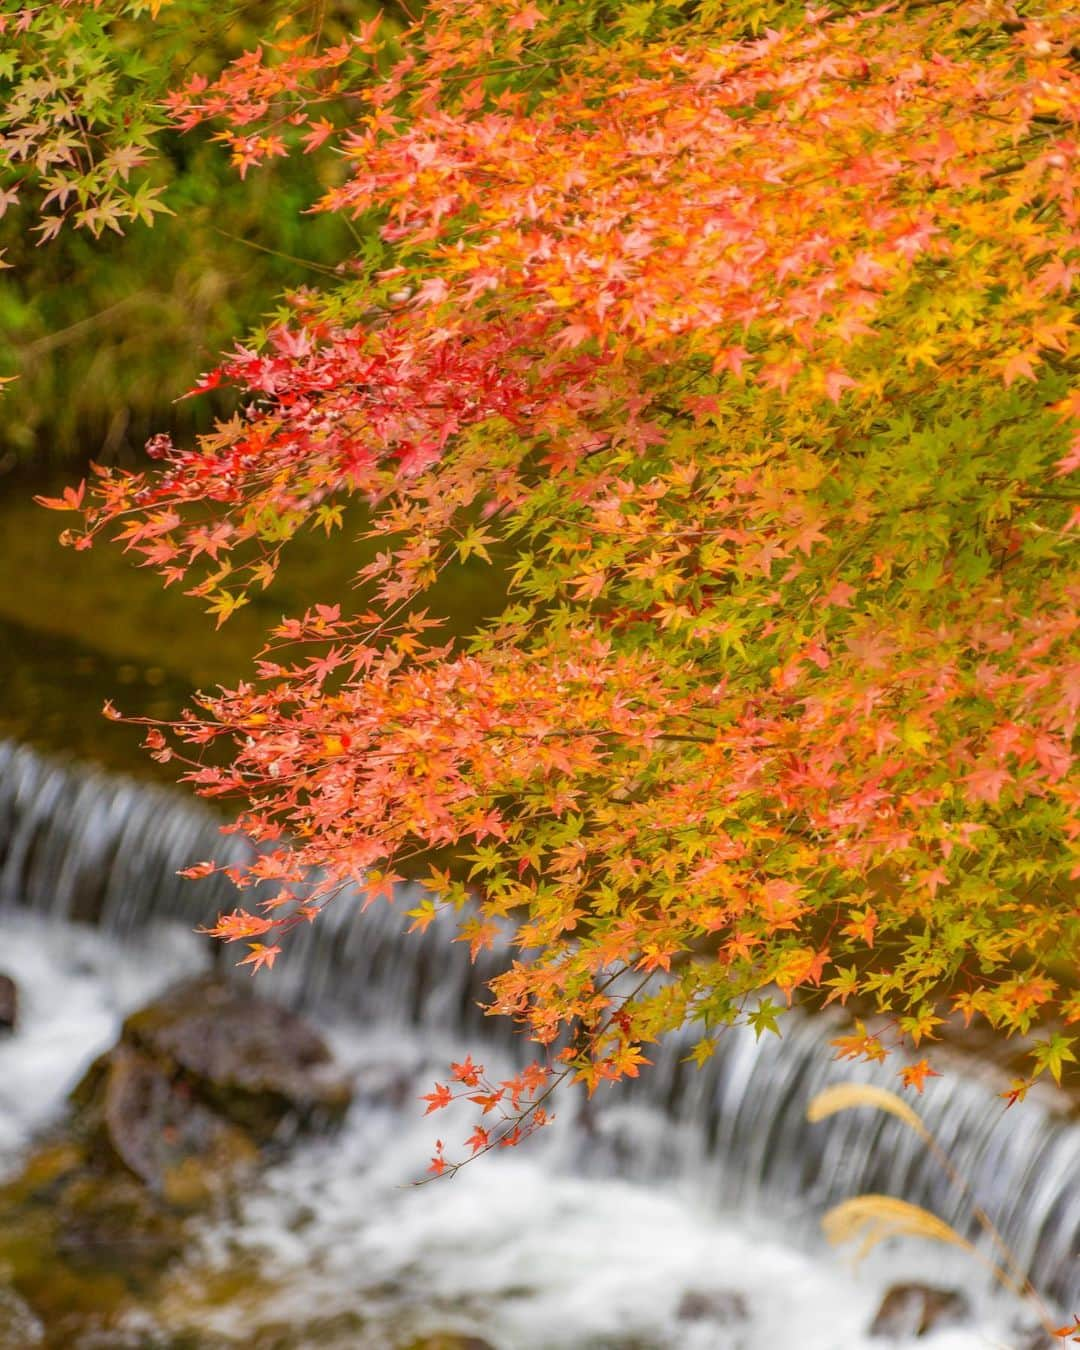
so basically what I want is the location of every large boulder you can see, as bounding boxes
[114,975,353,1141]
[65,975,352,1206]
[73,1042,259,1206]
[869,1284,971,1339]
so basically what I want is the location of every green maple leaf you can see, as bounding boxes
[748,997,783,1041]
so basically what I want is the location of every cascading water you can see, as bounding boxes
[0,737,1075,1346]
[0,737,503,1028]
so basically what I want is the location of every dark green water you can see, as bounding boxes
[0,472,509,781]
[0,612,194,781]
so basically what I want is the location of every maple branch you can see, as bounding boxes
[209,226,345,277]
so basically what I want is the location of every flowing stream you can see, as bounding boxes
[0,738,1075,1348]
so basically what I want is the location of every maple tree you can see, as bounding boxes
[10,0,1080,1163]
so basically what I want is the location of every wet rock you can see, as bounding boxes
[869,1284,971,1338]
[677,1288,749,1324]
[118,975,353,1140]
[0,971,17,1031]
[0,1135,182,1347]
[0,1198,138,1348]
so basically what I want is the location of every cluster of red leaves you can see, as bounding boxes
[422,1056,552,1177]
[64,306,596,613]
[38,0,1080,1164]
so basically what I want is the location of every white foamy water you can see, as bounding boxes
[177,1024,1024,1349]
[0,911,208,1161]
[0,912,1030,1349]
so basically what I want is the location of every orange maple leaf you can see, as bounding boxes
[899,1059,941,1094]
[237,942,282,974]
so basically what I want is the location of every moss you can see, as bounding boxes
[0,1167,138,1347]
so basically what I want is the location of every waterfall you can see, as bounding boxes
[0,738,1076,1315]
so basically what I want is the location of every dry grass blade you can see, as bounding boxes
[821,1195,977,1267]
[810,1080,1049,1319]
[806,1082,930,1141]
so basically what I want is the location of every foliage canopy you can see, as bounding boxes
[10,0,1080,1157]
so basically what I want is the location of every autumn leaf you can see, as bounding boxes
[421,1083,454,1114]
[898,1059,942,1094]
[237,942,282,974]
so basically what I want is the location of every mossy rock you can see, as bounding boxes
[0,1180,140,1350]
[0,1136,186,1345]
[66,978,350,1207]
[0,976,353,1349]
